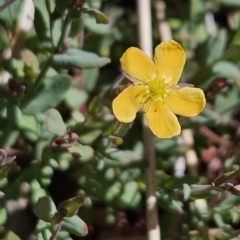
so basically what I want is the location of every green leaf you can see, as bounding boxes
[0,126,19,148]
[58,196,85,217]
[68,143,94,162]
[2,230,21,240]
[55,0,69,14]
[155,138,185,155]
[20,49,39,78]
[52,18,62,47]
[69,19,83,38]
[0,156,16,178]
[65,87,88,110]
[183,184,191,201]
[0,191,5,199]
[0,0,22,25]
[213,212,231,230]
[6,103,22,123]
[0,208,7,225]
[105,181,121,202]
[119,181,141,208]
[40,166,53,178]
[55,231,72,240]
[219,0,240,7]
[190,185,218,199]
[194,199,210,223]
[105,148,142,163]
[17,114,38,141]
[162,176,198,190]
[23,75,71,114]
[61,215,88,236]
[34,196,57,222]
[214,169,240,186]
[0,164,13,178]
[82,68,99,92]
[45,108,66,136]
[187,108,220,126]
[157,189,183,212]
[0,26,8,54]
[83,7,122,34]
[11,59,25,78]
[213,61,240,80]
[78,128,102,145]
[214,88,239,113]
[207,30,227,64]
[33,0,51,47]
[219,195,240,212]
[106,135,123,146]
[82,8,110,24]
[52,48,111,69]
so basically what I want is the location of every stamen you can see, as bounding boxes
[143,99,152,113]
[147,78,167,101]
[168,83,194,91]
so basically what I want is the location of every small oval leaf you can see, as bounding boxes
[61,215,88,236]
[45,108,66,136]
[23,75,71,114]
[52,49,111,69]
[34,196,57,222]
[183,183,191,201]
[82,8,110,24]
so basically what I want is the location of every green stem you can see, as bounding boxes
[0,0,17,12]
[45,0,55,47]
[0,121,14,148]
[20,56,53,108]
[50,218,63,240]
[106,121,123,148]
[56,14,71,51]
[21,13,71,109]
[190,185,215,195]
[45,0,51,16]
[214,167,240,186]
[190,168,240,196]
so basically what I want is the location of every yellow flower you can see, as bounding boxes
[112,40,206,138]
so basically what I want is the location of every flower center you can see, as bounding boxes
[147,78,167,101]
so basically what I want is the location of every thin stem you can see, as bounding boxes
[136,0,160,239]
[45,0,54,46]
[21,13,71,109]
[45,0,51,16]
[191,185,215,195]
[56,14,71,51]
[50,219,63,240]
[106,121,123,149]
[0,121,14,148]
[0,0,18,12]
[20,56,53,108]
[214,167,240,186]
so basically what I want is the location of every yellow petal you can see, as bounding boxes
[166,87,206,117]
[120,47,157,83]
[154,40,186,86]
[144,103,181,138]
[112,84,146,123]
